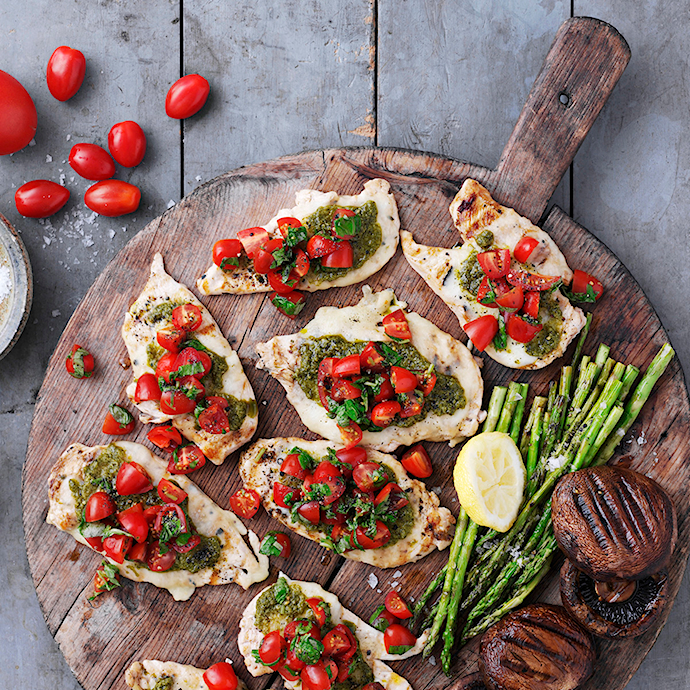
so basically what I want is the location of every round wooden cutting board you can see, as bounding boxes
[22,17,690,690]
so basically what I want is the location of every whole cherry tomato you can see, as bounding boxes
[0,70,37,155]
[165,74,210,119]
[107,120,146,167]
[69,143,115,180]
[203,662,238,690]
[85,180,141,216]
[15,180,70,218]
[46,46,86,101]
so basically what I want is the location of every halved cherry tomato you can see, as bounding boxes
[157,478,187,504]
[320,506,346,525]
[175,347,212,378]
[307,598,330,627]
[336,658,351,683]
[330,524,353,550]
[398,390,423,419]
[338,422,362,449]
[126,541,148,562]
[260,531,291,558]
[477,248,511,279]
[143,505,163,525]
[317,357,338,410]
[165,74,210,119]
[108,120,146,167]
[156,325,186,352]
[277,662,301,682]
[293,249,310,277]
[400,444,432,478]
[259,630,286,666]
[155,352,179,383]
[495,284,524,312]
[298,500,321,524]
[84,491,115,522]
[15,180,70,218]
[145,540,176,572]
[270,290,306,319]
[116,461,152,495]
[374,373,395,403]
[369,605,396,632]
[571,269,604,300]
[333,354,360,378]
[154,503,188,538]
[321,240,353,268]
[513,236,540,263]
[46,46,86,101]
[463,314,499,352]
[284,619,321,643]
[356,521,391,550]
[476,276,498,308]
[323,624,356,659]
[160,389,196,415]
[371,400,401,428]
[313,477,345,506]
[360,342,385,372]
[384,591,412,619]
[383,624,416,654]
[172,303,202,331]
[281,453,307,480]
[331,208,358,238]
[335,446,367,472]
[390,366,417,393]
[374,483,409,511]
[133,373,161,404]
[307,234,340,259]
[102,404,135,435]
[229,488,261,518]
[416,370,436,396]
[267,267,298,295]
[277,216,303,237]
[206,396,228,409]
[167,444,206,474]
[330,379,361,402]
[85,536,104,551]
[213,238,244,270]
[301,661,333,690]
[506,269,560,291]
[253,247,276,275]
[199,404,231,434]
[237,227,269,258]
[352,462,388,492]
[84,180,140,216]
[382,310,411,340]
[273,482,300,508]
[313,461,342,483]
[203,662,238,690]
[69,143,115,181]
[102,534,133,564]
[0,70,37,155]
[506,313,543,343]
[65,343,94,378]
[117,503,149,543]
[522,291,540,319]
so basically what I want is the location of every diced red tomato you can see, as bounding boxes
[360,342,385,372]
[316,357,337,411]
[298,500,321,524]
[338,422,362,449]
[160,389,196,415]
[352,462,388,492]
[355,521,391,549]
[172,304,202,332]
[371,400,401,428]
[116,461,152,495]
[176,375,205,401]
[85,536,104,551]
[400,444,433,478]
[476,276,497,307]
[506,269,560,291]
[374,483,409,511]
[330,524,353,550]
[213,238,243,270]
[306,597,329,627]
[383,624,417,654]
[175,347,212,378]
[143,505,163,525]
[571,269,604,300]
[253,247,275,275]
[506,313,543,343]
[463,314,499,352]
[513,236,540,263]
[276,662,301,682]
[313,461,342,483]
[145,540,176,572]
[84,491,115,522]
[134,372,162,403]
[147,425,182,451]
[237,227,269,258]
[384,591,412,619]
[127,541,148,562]
[153,503,188,538]
[330,379,362,402]
[334,446,367,473]
[323,624,356,659]
[270,290,306,319]
[229,488,261,518]
[65,344,95,378]
[522,291,540,319]
[321,240,353,268]
[167,445,206,474]
[374,373,395,403]
[102,534,133,564]
[259,630,286,666]
[157,478,187,504]
[398,390,423,419]
[307,234,339,259]
[477,248,511,279]
[198,404,231,434]
[277,216,303,237]
[281,453,307,480]
[117,503,149,543]
[156,326,186,352]
[293,249,310,277]
[273,482,301,508]
[333,354,360,378]
[495,284,524,312]
[203,662,238,690]
[102,404,135,435]
[390,366,417,393]
[382,309,411,340]
[416,370,436,396]
[369,605,396,632]
[267,267,298,295]
[155,352,179,383]
[284,619,321,643]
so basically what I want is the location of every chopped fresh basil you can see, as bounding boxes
[159,515,182,544]
[369,604,391,632]
[493,316,507,351]
[307,482,332,501]
[388,644,414,655]
[334,214,361,237]
[169,361,205,380]
[88,560,120,600]
[285,226,308,248]
[259,532,284,557]
[109,404,133,427]
[271,293,305,317]
[68,347,93,379]
[293,633,324,665]
[562,283,597,303]
[220,256,240,270]
[380,343,404,366]
[274,576,290,604]
[290,447,316,471]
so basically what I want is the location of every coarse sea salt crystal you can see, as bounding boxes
[51,309,61,317]
[367,573,378,589]
[108,229,115,239]
[429,656,436,666]
[167,199,176,209]
[546,455,567,471]
[637,430,647,445]
[46,154,52,163]
[393,570,402,579]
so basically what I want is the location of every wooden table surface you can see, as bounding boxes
[2,2,690,689]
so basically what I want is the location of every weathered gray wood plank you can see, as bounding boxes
[181,0,376,193]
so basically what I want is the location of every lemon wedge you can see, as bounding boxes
[453,431,525,532]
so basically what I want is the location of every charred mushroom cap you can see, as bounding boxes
[479,604,595,690]
[456,672,489,690]
[551,466,677,582]
[560,558,668,638]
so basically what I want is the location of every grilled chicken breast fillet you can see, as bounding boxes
[125,660,247,690]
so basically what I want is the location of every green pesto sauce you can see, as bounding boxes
[333,652,375,690]
[294,336,466,426]
[387,503,415,545]
[201,347,229,396]
[305,201,382,282]
[525,293,563,357]
[457,251,484,296]
[146,342,165,369]
[144,300,182,325]
[475,230,494,249]
[152,678,174,690]
[70,444,128,513]
[170,535,222,573]
[255,579,308,634]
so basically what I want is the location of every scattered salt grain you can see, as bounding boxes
[66,134,71,141]
[196,175,202,182]
[393,571,402,579]
[43,236,51,245]
[262,400,267,406]
[391,581,399,589]
[59,174,66,186]
[167,199,176,209]
[45,154,52,163]
[367,573,378,589]
[0,265,11,301]
[108,229,115,239]
[428,656,436,666]
[637,430,647,446]
[28,139,36,147]
[431,486,442,495]
[51,309,61,317]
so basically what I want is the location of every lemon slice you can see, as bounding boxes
[453,431,525,532]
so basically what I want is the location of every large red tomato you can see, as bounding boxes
[84,180,141,216]
[46,46,86,101]
[15,180,70,218]
[0,70,37,155]
[165,74,210,119]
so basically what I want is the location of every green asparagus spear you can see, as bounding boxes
[509,383,529,444]
[482,387,507,433]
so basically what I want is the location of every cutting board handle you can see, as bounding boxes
[490,16,630,222]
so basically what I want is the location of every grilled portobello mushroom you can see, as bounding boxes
[479,604,595,690]
[551,466,677,582]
